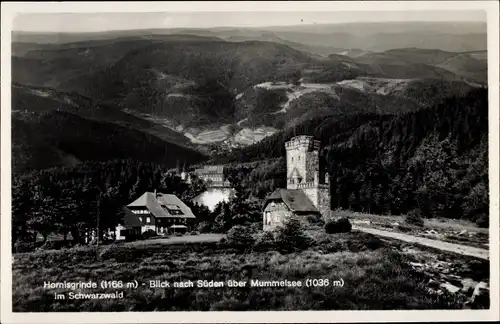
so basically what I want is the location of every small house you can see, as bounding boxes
[262,189,321,231]
[116,191,196,240]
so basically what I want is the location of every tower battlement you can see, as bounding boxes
[285,136,321,152]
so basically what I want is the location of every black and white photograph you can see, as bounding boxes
[1,1,499,323]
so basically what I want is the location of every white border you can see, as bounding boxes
[1,1,499,323]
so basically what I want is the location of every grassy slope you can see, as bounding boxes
[12,231,467,312]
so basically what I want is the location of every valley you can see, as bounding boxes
[12,25,487,168]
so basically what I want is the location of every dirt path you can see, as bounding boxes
[354,226,489,260]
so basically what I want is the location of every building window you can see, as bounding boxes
[138,216,143,222]
[146,217,151,224]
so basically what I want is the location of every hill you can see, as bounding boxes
[11,33,487,154]
[12,83,193,146]
[213,89,488,223]
[353,48,487,84]
[13,21,487,53]
[21,38,475,131]
[12,86,206,174]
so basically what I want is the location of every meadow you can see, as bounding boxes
[12,231,467,312]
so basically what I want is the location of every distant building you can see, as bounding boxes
[193,165,230,188]
[262,135,330,230]
[116,190,196,240]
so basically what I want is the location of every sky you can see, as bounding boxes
[13,11,486,32]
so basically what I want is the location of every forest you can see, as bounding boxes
[214,88,489,226]
[11,159,267,251]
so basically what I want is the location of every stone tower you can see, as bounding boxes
[285,135,331,219]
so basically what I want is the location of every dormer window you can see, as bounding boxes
[161,204,184,215]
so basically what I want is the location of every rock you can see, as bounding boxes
[392,222,400,227]
[461,278,478,292]
[459,230,467,235]
[440,282,461,294]
[466,281,489,309]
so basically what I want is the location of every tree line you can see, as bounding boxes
[12,160,207,249]
[11,158,270,251]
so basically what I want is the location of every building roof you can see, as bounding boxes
[121,207,143,228]
[127,192,196,219]
[264,189,319,213]
[194,165,224,175]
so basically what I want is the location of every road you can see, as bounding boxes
[126,233,225,246]
[354,226,489,260]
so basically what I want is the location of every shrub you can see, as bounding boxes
[364,235,385,250]
[252,230,277,251]
[325,217,352,234]
[248,222,262,233]
[13,241,36,253]
[227,225,256,246]
[306,214,325,227]
[197,221,213,233]
[475,214,489,228]
[405,210,424,227]
[141,229,157,240]
[274,217,313,252]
